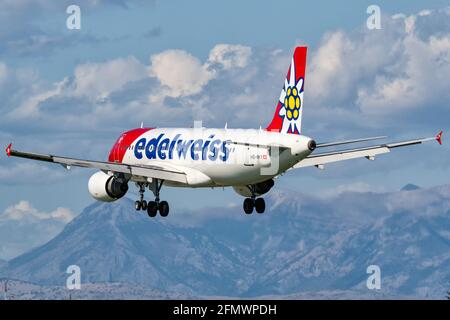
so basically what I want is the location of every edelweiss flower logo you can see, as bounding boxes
[278,58,304,134]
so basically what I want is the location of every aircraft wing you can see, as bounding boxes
[294,131,443,169]
[5,145,188,183]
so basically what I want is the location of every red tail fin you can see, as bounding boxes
[266,47,307,135]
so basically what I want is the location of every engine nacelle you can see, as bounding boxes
[233,179,275,197]
[88,171,129,202]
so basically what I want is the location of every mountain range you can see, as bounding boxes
[1,184,449,299]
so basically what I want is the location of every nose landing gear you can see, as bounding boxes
[135,183,147,211]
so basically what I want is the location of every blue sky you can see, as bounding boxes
[0,0,449,259]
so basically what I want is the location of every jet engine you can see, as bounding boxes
[88,171,129,202]
[233,179,275,197]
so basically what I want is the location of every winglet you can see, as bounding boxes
[436,131,443,145]
[5,143,12,157]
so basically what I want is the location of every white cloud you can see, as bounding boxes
[308,28,399,111]
[73,56,147,100]
[308,31,352,102]
[10,78,67,118]
[1,8,449,148]
[148,44,252,99]
[0,43,264,157]
[149,49,215,98]
[385,187,450,216]
[230,90,259,107]
[0,200,75,260]
[207,44,252,70]
[0,162,73,185]
[319,182,386,198]
[356,34,450,114]
[307,7,450,123]
[1,200,75,223]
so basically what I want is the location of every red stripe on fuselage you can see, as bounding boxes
[108,128,153,163]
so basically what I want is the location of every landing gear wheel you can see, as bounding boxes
[141,200,148,211]
[135,200,141,211]
[243,198,254,214]
[255,198,265,214]
[159,201,169,217]
[147,201,158,217]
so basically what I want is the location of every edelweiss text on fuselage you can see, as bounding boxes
[134,133,230,162]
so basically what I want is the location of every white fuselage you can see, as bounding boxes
[114,128,314,188]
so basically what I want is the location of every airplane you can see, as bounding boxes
[5,46,443,217]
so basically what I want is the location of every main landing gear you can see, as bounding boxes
[243,185,265,214]
[135,179,169,218]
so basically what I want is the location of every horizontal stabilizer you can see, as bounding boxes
[295,133,442,169]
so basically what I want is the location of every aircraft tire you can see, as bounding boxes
[135,200,141,211]
[255,198,265,214]
[243,198,254,214]
[159,201,170,217]
[147,201,158,217]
